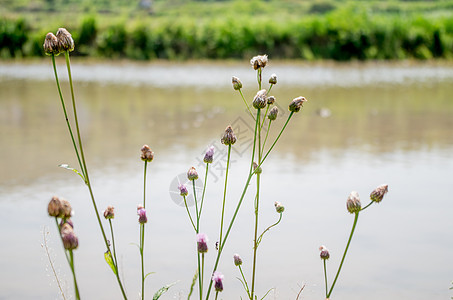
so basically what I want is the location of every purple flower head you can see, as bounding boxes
[203,146,215,164]
[137,206,147,224]
[178,184,188,197]
[233,253,242,266]
[196,233,208,253]
[187,166,199,181]
[212,271,224,292]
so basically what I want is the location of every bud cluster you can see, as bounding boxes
[43,28,74,56]
[48,196,72,219]
[289,96,308,113]
[250,55,268,70]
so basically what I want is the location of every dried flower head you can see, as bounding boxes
[137,206,147,224]
[103,206,115,219]
[60,218,74,229]
[204,146,214,164]
[59,198,72,219]
[269,73,277,85]
[187,166,199,181]
[289,96,308,113]
[346,191,361,214]
[61,223,78,250]
[48,196,62,217]
[319,245,330,260]
[221,125,237,146]
[233,253,243,266]
[274,201,285,213]
[140,144,154,162]
[250,54,268,70]
[56,28,74,52]
[43,33,60,56]
[253,162,262,174]
[268,106,278,121]
[232,76,243,90]
[178,184,188,197]
[370,184,389,203]
[196,233,209,253]
[267,95,275,105]
[253,89,267,109]
[212,271,224,292]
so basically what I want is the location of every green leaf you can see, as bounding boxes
[104,251,117,275]
[144,271,155,281]
[259,288,274,300]
[58,164,85,181]
[153,281,177,300]
[187,270,198,300]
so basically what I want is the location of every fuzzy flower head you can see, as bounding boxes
[103,205,115,219]
[319,245,330,260]
[253,89,267,109]
[268,106,278,121]
[43,33,60,56]
[204,146,214,164]
[250,54,268,70]
[289,96,308,113]
[196,233,209,253]
[346,191,361,214]
[140,144,154,162]
[212,271,224,292]
[61,223,78,250]
[221,125,237,146]
[370,184,389,203]
[137,205,147,224]
[187,166,199,181]
[232,76,243,90]
[48,196,62,217]
[178,184,188,197]
[274,201,285,213]
[269,73,277,85]
[56,28,74,52]
[267,95,276,105]
[233,253,242,266]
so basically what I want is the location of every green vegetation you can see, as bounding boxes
[1,0,453,60]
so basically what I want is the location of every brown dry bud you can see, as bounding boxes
[232,76,243,90]
[221,125,237,146]
[43,33,60,56]
[269,74,277,85]
[59,198,72,219]
[140,144,154,162]
[346,191,361,214]
[48,196,62,217]
[370,184,389,203]
[289,96,308,113]
[250,54,268,70]
[274,201,285,213]
[268,106,278,121]
[267,96,275,105]
[56,28,74,52]
[61,223,78,250]
[104,206,115,219]
[253,89,267,109]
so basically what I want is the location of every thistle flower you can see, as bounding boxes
[221,125,237,146]
[178,184,188,196]
[289,96,308,113]
[140,144,154,162]
[204,146,214,164]
[232,76,242,90]
[370,184,389,203]
[346,191,361,214]
[274,201,285,213]
[269,73,277,85]
[267,96,275,105]
[43,33,60,56]
[250,54,268,70]
[137,206,147,224]
[56,28,74,52]
[59,198,72,219]
[103,205,115,219]
[233,253,242,266]
[268,106,278,120]
[61,223,78,250]
[196,233,208,253]
[187,166,198,181]
[212,271,224,292]
[319,245,330,260]
[253,162,262,174]
[253,89,267,109]
[48,196,62,217]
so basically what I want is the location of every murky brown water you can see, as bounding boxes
[0,60,452,299]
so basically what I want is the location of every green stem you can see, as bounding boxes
[261,120,272,155]
[193,180,200,232]
[239,265,251,298]
[360,201,374,211]
[239,89,255,120]
[267,84,273,95]
[197,252,202,300]
[199,163,209,220]
[257,69,262,90]
[256,213,282,246]
[140,224,145,300]
[215,292,218,300]
[327,212,360,298]
[55,218,71,265]
[183,196,197,232]
[260,104,270,131]
[202,253,205,292]
[143,161,148,208]
[323,259,328,298]
[260,112,294,165]
[219,145,231,248]
[69,250,81,300]
[109,219,119,270]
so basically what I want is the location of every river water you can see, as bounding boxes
[0,60,452,300]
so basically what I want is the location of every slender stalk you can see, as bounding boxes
[199,163,209,219]
[193,180,200,232]
[140,224,145,300]
[261,120,272,159]
[260,112,294,165]
[323,259,328,298]
[218,144,231,248]
[267,84,273,95]
[238,265,251,298]
[183,196,197,232]
[197,252,202,300]
[239,89,255,120]
[360,201,374,211]
[109,219,119,270]
[214,292,218,300]
[201,253,205,291]
[260,104,270,130]
[257,69,262,90]
[143,161,148,208]
[55,218,71,264]
[42,230,67,300]
[327,212,360,298]
[69,250,81,300]
[256,213,282,246]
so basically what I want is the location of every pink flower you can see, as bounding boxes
[212,271,224,292]
[196,233,208,253]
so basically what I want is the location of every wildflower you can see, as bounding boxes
[289,96,308,113]
[187,167,198,181]
[253,89,267,109]
[269,74,277,85]
[48,196,62,217]
[140,144,154,162]
[370,184,389,203]
[103,206,115,219]
[346,191,361,214]
[267,95,275,105]
[250,54,268,70]
[319,245,330,260]
[232,76,243,90]
[43,33,60,56]
[137,206,147,224]
[178,184,188,196]
[268,106,278,121]
[60,219,74,229]
[274,201,285,213]
[221,125,237,146]
[196,233,208,253]
[204,146,214,164]
[212,271,224,292]
[59,198,72,219]
[233,253,242,266]
[253,162,262,174]
[56,28,74,52]
[61,223,79,250]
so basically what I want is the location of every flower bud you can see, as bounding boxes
[250,54,268,70]
[103,206,115,219]
[267,96,275,105]
[204,146,214,164]
[59,198,72,219]
[289,96,308,113]
[253,89,267,109]
[140,144,154,162]
[370,184,388,203]
[269,74,277,85]
[233,253,242,266]
[137,206,147,224]
[232,76,242,90]
[221,125,237,146]
[196,233,208,253]
[346,191,361,214]
[319,245,330,260]
[274,201,285,213]
[60,218,74,229]
[43,33,60,56]
[187,166,199,181]
[48,196,62,217]
[212,271,224,292]
[178,184,188,196]
[61,223,78,250]
[56,28,74,52]
[253,162,262,174]
[268,106,278,121]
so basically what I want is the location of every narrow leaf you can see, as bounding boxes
[58,164,85,181]
[259,288,274,300]
[187,270,198,300]
[153,281,177,300]
[144,271,156,281]
[104,251,117,275]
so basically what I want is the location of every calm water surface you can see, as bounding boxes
[0,60,452,300]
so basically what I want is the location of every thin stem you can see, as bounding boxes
[257,69,262,90]
[143,161,148,208]
[183,196,197,232]
[261,120,272,155]
[238,265,251,298]
[327,212,360,298]
[239,89,255,120]
[260,112,294,165]
[55,218,71,264]
[215,292,218,300]
[140,224,145,300]
[42,230,67,300]
[199,163,209,220]
[197,252,202,300]
[69,250,81,300]
[109,219,119,270]
[360,201,374,211]
[201,253,205,292]
[193,180,200,232]
[267,84,273,95]
[256,213,282,246]
[219,145,231,248]
[323,259,328,298]
[260,104,270,130]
